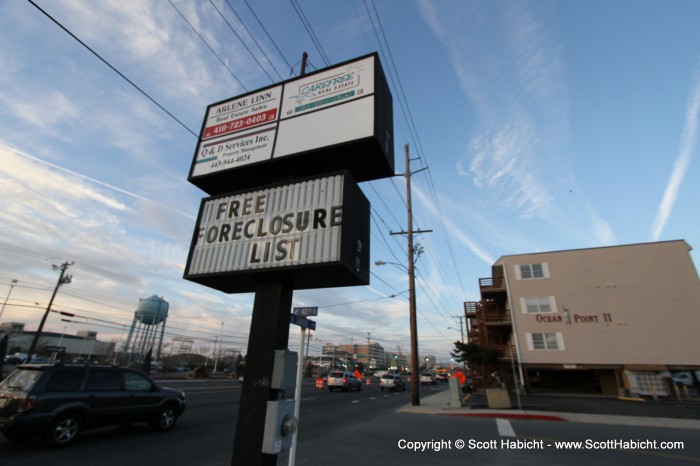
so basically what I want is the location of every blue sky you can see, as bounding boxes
[1,0,699,363]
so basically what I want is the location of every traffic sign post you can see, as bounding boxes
[288,309,317,466]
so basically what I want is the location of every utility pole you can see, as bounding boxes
[452,315,465,343]
[391,144,431,406]
[0,278,18,322]
[366,332,371,376]
[27,262,73,362]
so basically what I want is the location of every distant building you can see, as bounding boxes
[0,322,115,362]
[422,355,436,369]
[465,240,700,397]
[385,351,407,370]
[338,342,385,369]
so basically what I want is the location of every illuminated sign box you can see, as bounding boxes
[183,172,370,293]
[188,53,394,194]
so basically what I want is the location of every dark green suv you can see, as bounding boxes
[0,363,186,447]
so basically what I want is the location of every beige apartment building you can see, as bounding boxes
[466,240,700,397]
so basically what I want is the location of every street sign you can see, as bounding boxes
[290,313,316,330]
[292,307,318,317]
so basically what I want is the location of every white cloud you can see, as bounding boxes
[650,59,700,241]
[1,90,79,131]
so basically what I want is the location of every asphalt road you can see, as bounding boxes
[0,377,422,465]
[2,379,699,466]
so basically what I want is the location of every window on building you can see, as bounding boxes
[529,332,562,350]
[520,263,545,279]
[523,297,554,313]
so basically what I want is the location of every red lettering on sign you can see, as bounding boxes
[203,109,278,140]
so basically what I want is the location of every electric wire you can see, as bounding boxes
[26,0,198,138]
[242,0,294,74]
[168,0,249,91]
[207,0,276,84]
[222,0,285,81]
[288,0,330,66]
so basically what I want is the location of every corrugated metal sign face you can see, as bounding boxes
[187,174,345,275]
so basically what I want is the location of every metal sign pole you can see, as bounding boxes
[288,326,305,466]
[231,277,293,466]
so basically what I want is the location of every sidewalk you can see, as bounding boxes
[399,389,700,430]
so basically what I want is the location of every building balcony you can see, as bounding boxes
[464,301,478,316]
[483,311,512,325]
[479,276,506,292]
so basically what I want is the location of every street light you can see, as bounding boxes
[375,258,421,406]
[0,278,18,321]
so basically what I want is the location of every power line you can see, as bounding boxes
[26,0,198,138]
[242,0,294,75]
[288,0,330,66]
[221,0,284,81]
[207,0,276,84]
[168,0,249,91]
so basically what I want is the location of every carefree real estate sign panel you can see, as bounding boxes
[184,172,370,293]
[188,53,394,194]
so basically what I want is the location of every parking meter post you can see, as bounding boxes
[232,277,293,466]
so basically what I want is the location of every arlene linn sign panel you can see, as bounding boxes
[188,53,393,195]
[183,172,370,293]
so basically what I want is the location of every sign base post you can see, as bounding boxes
[232,277,293,466]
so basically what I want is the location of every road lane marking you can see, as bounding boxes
[496,418,516,437]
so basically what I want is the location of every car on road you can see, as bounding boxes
[0,363,186,447]
[379,373,406,392]
[672,371,695,386]
[326,371,362,392]
[419,372,437,385]
[435,372,449,383]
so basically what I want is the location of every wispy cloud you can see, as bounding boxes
[419,1,568,217]
[412,185,494,265]
[1,143,195,220]
[650,59,700,241]
[418,0,621,252]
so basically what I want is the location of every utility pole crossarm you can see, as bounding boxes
[389,229,433,236]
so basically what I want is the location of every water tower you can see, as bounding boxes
[122,295,169,364]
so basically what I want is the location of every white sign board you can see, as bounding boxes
[188,53,393,194]
[280,56,374,118]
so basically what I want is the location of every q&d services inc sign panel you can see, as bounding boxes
[188,53,393,194]
[184,172,369,293]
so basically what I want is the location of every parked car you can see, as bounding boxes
[379,373,406,392]
[0,363,186,447]
[419,372,437,385]
[672,371,695,386]
[326,371,362,392]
